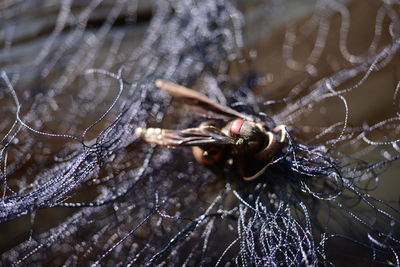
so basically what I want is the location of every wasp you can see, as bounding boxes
[135,80,287,181]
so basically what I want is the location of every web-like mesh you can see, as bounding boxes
[1,0,400,266]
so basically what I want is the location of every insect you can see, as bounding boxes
[135,80,287,181]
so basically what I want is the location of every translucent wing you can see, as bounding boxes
[155,79,253,121]
[135,125,235,147]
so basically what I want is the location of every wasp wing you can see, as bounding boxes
[135,125,235,147]
[155,79,253,121]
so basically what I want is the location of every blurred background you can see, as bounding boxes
[1,0,399,266]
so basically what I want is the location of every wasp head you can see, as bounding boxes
[226,119,268,153]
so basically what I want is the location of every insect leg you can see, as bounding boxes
[273,125,287,143]
[254,132,279,161]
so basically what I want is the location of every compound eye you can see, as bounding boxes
[229,119,244,137]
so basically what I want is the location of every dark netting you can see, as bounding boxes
[1,0,400,266]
